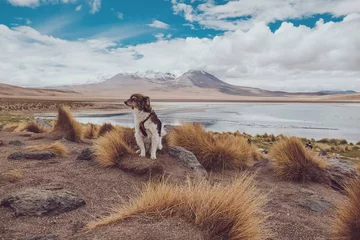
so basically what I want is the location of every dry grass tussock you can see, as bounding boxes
[0,169,24,183]
[51,106,83,142]
[332,177,360,239]
[87,174,269,240]
[26,141,68,157]
[3,123,19,132]
[269,137,328,183]
[167,123,257,170]
[94,129,134,167]
[98,123,114,137]
[13,122,50,134]
[83,123,100,139]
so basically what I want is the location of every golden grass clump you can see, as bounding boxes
[167,123,256,170]
[115,126,136,149]
[52,105,83,142]
[3,123,19,132]
[26,141,68,157]
[87,174,269,240]
[0,169,24,183]
[269,137,328,183]
[332,177,360,239]
[83,123,100,139]
[14,122,49,134]
[98,123,114,137]
[94,129,134,167]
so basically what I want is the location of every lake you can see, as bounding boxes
[41,102,360,143]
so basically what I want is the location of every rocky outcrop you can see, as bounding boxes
[76,148,94,161]
[325,158,358,191]
[168,146,207,179]
[1,188,85,216]
[8,151,54,160]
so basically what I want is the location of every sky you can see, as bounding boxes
[0,0,359,92]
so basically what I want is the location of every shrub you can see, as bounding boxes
[14,122,49,134]
[51,106,83,142]
[3,123,19,132]
[98,123,114,137]
[26,141,68,157]
[0,169,24,183]
[115,126,137,150]
[356,141,360,146]
[94,129,134,167]
[83,123,100,139]
[167,123,256,170]
[87,174,269,240]
[340,139,348,145]
[269,137,328,183]
[332,177,360,239]
[318,138,330,143]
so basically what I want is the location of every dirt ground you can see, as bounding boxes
[0,131,348,240]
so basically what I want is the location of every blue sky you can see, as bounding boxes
[0,0,345,45]
[0,0,359,91]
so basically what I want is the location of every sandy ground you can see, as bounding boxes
[0,131,348,240]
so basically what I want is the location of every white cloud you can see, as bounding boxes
[154,33,164,40]
[75,4,82,11]
[25,19,32,25]
[0,14,359,91]
[7,0,76,8]
[89,0,101,14]
[172,0,360,31]
[147,20,170,29]
[117,12,124,20]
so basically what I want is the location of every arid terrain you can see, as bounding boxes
[0,105,359,240]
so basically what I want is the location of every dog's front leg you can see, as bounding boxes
[135,132,146,157]
[150,135,159,160]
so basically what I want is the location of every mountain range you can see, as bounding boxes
[0,70,357,101]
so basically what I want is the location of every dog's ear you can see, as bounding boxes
[143,96,151,112]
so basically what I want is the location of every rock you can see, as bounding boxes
[299,188,316,196]
[8,151,54,160]
[76,148,94,161]
[168,146,207,179]
[35,118,52,128]
[8,140,25,146]
[325,158,358,191]
[1,188,85,216]
[26,235,57,240]
[298,199,325,213]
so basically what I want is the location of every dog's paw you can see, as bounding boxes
[157,145,163,150]
[139,153,146,158]
[150,156,157,160]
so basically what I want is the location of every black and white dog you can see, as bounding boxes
[124,94,165,160]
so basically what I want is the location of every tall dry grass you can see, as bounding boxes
[94,129,134,167]
[26,141,68,157]
[332,177,360,239]
[51,106,83,142]
[98,123,114,137]
[83,123,100,139]
[14,122,49,134]
[167,123,256,170]
[3,123,20,132]
[87,174,269,240]
[269,137,328,183]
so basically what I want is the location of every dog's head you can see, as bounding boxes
[124,94,152,112]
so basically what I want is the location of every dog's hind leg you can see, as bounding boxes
[157,137,163,150]
[135,132,146,157]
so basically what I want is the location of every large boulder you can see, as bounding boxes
[1,188,85,216]
[325,158,358,191]
[168,146,207,179]
[8,151,54,160]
